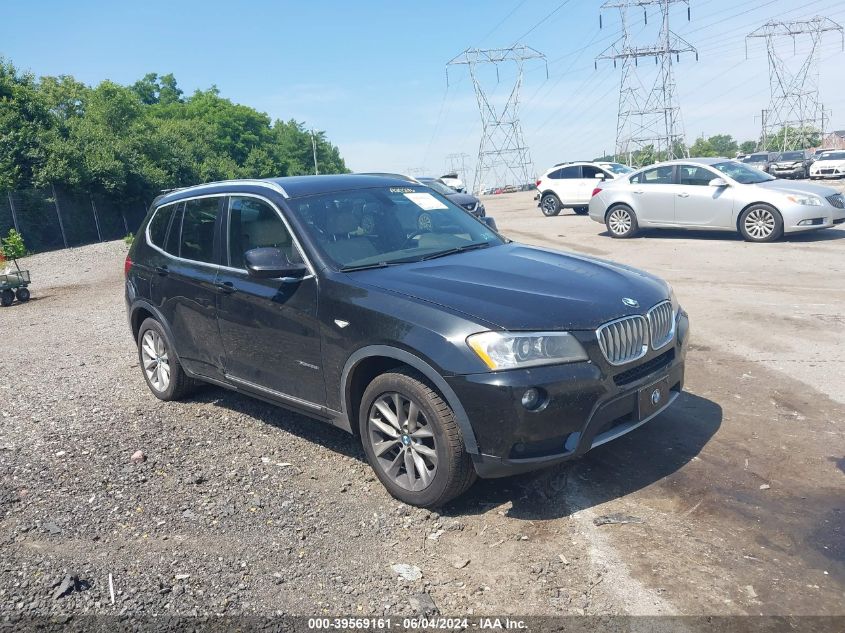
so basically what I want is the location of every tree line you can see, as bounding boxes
[595,127,823,166]
[0,59,348,202]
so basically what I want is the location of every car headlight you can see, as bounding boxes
[669,286,680,314]
[786,194,822,206]
[466,331,588,371]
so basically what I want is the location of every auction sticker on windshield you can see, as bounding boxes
[403,192,448,210]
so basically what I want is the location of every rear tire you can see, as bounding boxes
[359,370,476,507]
[15,287,30,302]
[137,318,195,401]
[1,289,14,306]
[605,205,638,238]
[739,204,783,242]
[540,193,562,217]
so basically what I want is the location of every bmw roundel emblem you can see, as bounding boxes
[622,297,639,308]
[651,389,661,406]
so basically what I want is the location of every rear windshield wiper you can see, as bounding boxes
[420,242,492,261]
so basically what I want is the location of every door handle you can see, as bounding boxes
[214,281,236,294]
[633,190,644,195]
[677,192,690,198]
[154,265,169,276]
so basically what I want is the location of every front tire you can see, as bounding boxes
[739,204,783,242]
[540,193,561,216]
[359,370,476,507]
[137,318,195,401]
[606,205,638,238]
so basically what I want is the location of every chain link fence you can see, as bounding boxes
[0,186,149,254]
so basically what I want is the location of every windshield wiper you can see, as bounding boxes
[420,242,492,261]
[340,262,396,272]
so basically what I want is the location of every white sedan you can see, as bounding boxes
[589,158,845,242]
[810,150,845,179]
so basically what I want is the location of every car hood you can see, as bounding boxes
[754,179,838,197]
[351,243,670,331]
[812,160,845,169]
[445,192,480,207]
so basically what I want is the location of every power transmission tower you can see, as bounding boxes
[746,16,844,152]
[444,152,470,181]
[447,46,547,194]
[596,0,697,164]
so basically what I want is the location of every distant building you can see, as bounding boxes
[821,130,845,150]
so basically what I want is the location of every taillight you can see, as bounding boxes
[535,179,542,187]
[124,255,133,277]
[591,187,602,197]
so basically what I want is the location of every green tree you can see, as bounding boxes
[739,140,758,154]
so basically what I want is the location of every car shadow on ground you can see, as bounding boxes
[443,391,722,520]
[599,228,845,243]
[190,387,367,463]
[191,387,721,519]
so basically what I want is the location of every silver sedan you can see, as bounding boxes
[588,158,845,242]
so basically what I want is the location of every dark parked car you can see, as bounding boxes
[125,175,689,506]
[417,177,486,218]
[769,150,811,179]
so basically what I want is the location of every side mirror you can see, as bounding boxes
[593,173,606,179]
[708,177,728,188]
[481,216,498,231]
[244,247,307,280]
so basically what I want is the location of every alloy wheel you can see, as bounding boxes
[367,392,437,491]
[744,208,775,240]
[141,329,171,392]
[541,196,558,215]
[608,208,632,235]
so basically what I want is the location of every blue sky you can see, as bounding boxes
[3,0,845,182]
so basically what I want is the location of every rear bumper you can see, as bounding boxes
[448,311,690,478]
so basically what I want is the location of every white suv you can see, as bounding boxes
[536,162,633,216]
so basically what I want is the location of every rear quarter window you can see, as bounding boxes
[147,203,177,248]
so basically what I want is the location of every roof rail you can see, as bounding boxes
[159,179,289,199]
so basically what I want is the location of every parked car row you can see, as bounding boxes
[740,148,845,179]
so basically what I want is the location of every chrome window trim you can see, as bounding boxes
[595,314,649,366]
[144,192,316,280]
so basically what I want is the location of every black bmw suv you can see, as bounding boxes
[125,175,689,507]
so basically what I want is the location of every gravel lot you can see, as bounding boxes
[1,185,844,623]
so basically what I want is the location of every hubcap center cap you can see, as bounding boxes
[401,435,411,446]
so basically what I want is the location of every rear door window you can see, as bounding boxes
[180,197,222,264]
[557,166,581,179]
[632,166,675,185]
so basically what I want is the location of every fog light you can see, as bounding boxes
[521,387,545,411]
[798,218,823,226]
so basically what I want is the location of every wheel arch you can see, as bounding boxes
[735,201,781,232]
[340,345,479,454]
[604,201,635,221]
[130,300,180,359]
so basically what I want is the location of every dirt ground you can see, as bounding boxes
[0,185,843,622]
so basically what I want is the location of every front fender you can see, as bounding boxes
[340,345,480,455]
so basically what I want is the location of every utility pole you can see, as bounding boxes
[596,0,697,164]
[747,16,844,152]
[310,129,319,175]
[447,45,547,195]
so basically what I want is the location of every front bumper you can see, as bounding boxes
[771,166,806,178]
[447,311,690,478]
[810,168,845,178]
[782,203,845,233]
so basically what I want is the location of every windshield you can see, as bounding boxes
[779,152,804,161]
[747,154,768,163]
[712,161,776,184]
[820,151,845,161]
[420,179,458,196]
[290,186,503,270]
[602,163,634,174]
